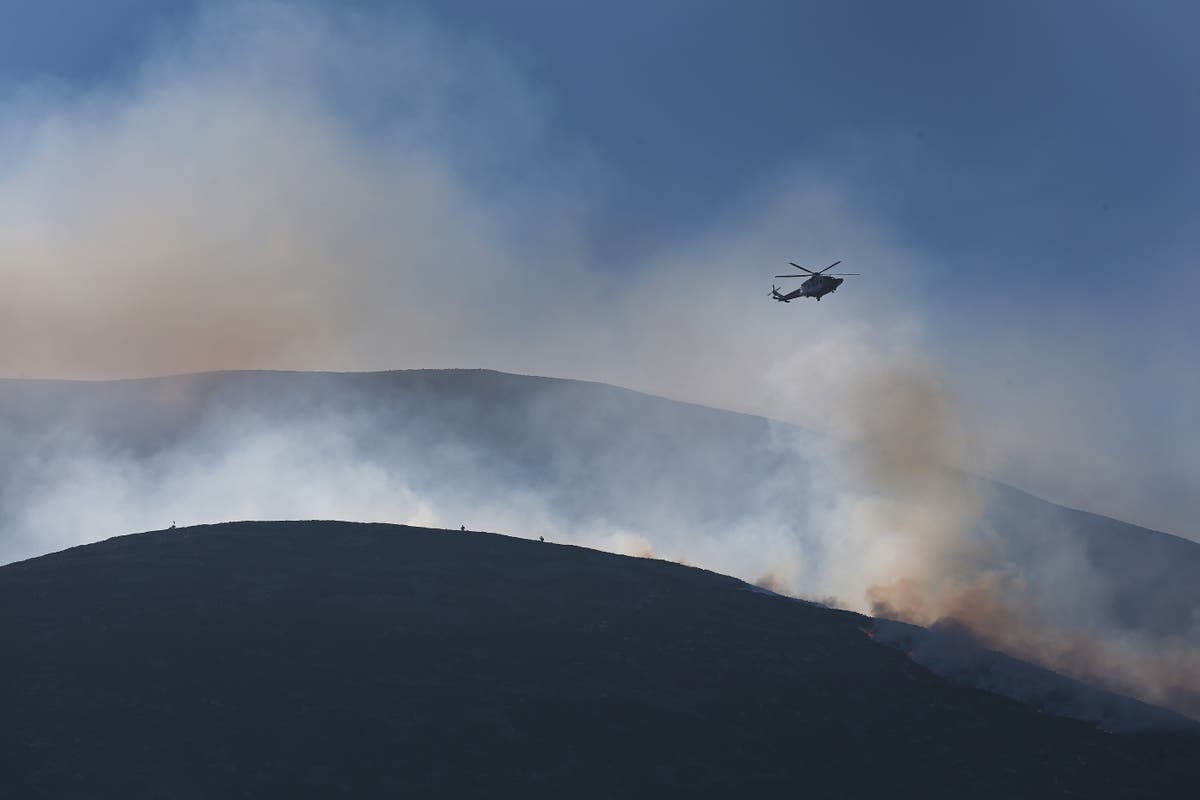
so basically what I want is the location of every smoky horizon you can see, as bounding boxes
[1,0,1197,746]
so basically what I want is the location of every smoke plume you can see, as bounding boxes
[813,358,1200,718]
[0,1,1196,723]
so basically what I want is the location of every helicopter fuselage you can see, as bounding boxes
[801,274,843,299]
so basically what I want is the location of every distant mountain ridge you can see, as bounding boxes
[0,368,1196,717]
[1,368,1195,616]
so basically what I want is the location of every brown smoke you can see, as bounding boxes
[842,362,986,608]
[754,571,792,595]
[606,532,656,560]
[845,362,1200,719]
[0,2,591,380]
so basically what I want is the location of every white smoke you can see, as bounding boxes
[0,0,1196,720]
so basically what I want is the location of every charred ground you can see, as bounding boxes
[2,521,1197,798]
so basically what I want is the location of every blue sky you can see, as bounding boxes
[0,0,1196,535]
[6,0,1196,280]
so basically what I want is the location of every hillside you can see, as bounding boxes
[3,521,1197,798]
[0,369,1196,718]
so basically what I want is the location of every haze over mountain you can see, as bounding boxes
[3,520,1198,798]
[2,4,1197,793]
[2,1,1197,542]
[1,369,1196,723]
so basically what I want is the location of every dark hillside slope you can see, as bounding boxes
[2,522,1196,798]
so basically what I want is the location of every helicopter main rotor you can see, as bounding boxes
[775,260,859,278]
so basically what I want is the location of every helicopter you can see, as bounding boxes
[770,261,859,302]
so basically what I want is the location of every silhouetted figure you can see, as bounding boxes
[539,536,544,543]
[460,525,466,532]
[169,521,176,530]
